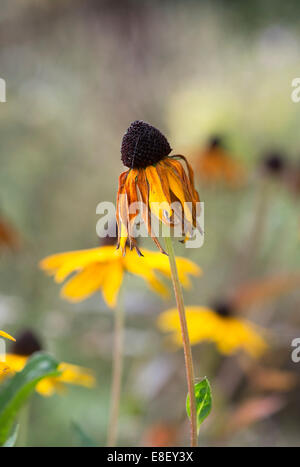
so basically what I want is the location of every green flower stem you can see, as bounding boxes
[107,298,125,447]
[164,236,198,447]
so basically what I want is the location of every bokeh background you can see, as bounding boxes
[1,0,300,446]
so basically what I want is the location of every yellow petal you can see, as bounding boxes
[118,222,128,256]
[146,166,172,222]
[61,263,107,302]
[40,246,117,283]
[36,378,67,396]
[35,363,95,396]
[0,330,15,341]
[58,362,96,388]
[216,319,267,358]
[136,170,167,255]
[0,362,13,381]
[35,378,57,397]
[138,249,202,289]
[101,261,124,308]
[124,253,170,298]
[166,169,193,225]
[4,354,27,371]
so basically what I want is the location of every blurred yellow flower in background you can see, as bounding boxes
[158,304,267,358]
[0,330,95,396]
[3,355,95,396]
[40,245,201,308]
[194,136,246,187]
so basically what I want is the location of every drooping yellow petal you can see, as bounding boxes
[117,170,140,254]
[118,222,129,256]
[173,155,200,203]
[136,170,167,255]
[101,261,124,308]
[165,167,193,225]
[116,170,129,252]
[146,166,173,223]
[0,330,15,342]
[158,306,267,358]
[60,263,107,302]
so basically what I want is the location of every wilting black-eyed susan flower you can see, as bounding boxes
[40,242,201,307]
[195,136,245,187]
[158,302,267,358]
[116,121,200,255]
[1,330,95,396]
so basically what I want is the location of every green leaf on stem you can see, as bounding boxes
[186,377,212,433]
[0,352,60,446]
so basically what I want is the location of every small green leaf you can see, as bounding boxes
[0,352,60,446]
[186,377,212,433]
[71,421,97,447]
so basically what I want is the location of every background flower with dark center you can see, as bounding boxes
[194,135,246,187]
[158,301,267,358]
[260,151,288,179]
[0,330,95,396]
[117,120,200,255]
[40,239,201,308]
